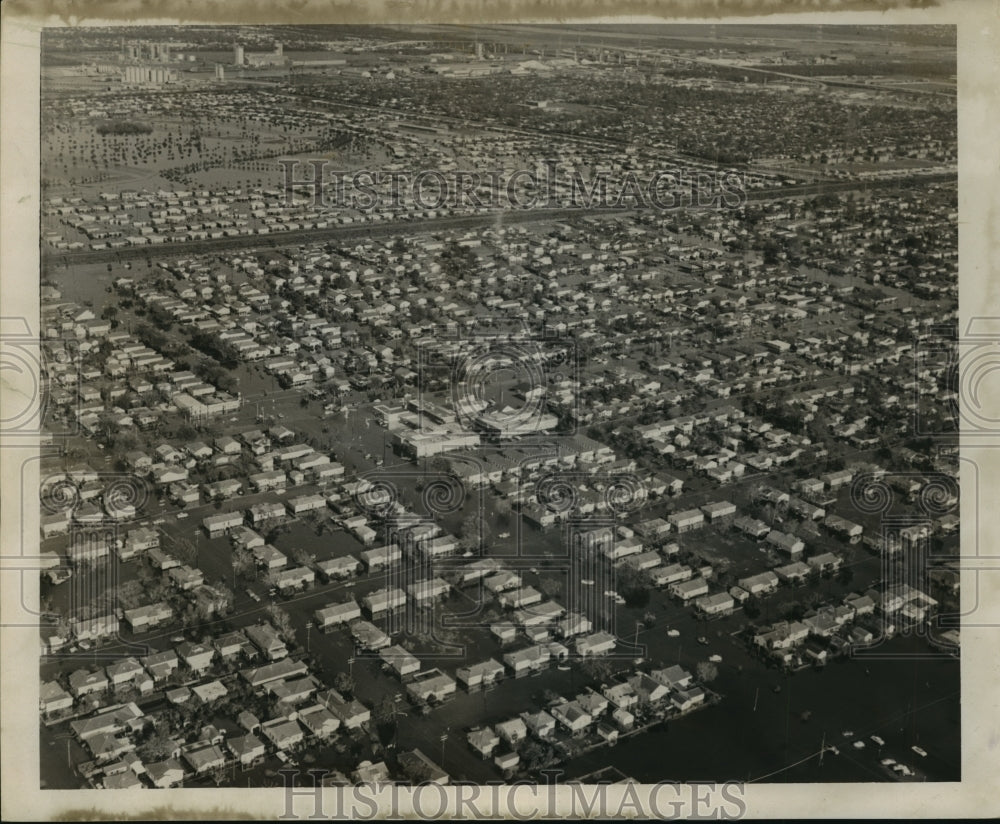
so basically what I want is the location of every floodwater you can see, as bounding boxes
[563,632,959,783]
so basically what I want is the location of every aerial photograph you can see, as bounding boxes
[36,23,959,791]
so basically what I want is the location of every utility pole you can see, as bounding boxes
[392,693,403,749]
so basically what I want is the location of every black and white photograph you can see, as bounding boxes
[1,2,997,820]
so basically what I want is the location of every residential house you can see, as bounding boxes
[694,592,735,616]
[701,501,737,522]
[628,673,670,705]
[362,587,407,616]
[406,668,457,704]
[203,511,243,537]
[146,757,186,788]
[455,659,505,690]
[379,645,421,678]
[271,566,315,591]
[766,529,805,558]
[575,631,617,657]
[252,543,287,570]
[68,668,109,698]
[468,727,500,758]
[668,509,704,533]
[398,749,449,785]
[738,571,780,596]
[550,700,593,734]
[521,709,557,739]
[177,642,215,672]
[227,733,266,767]
[734,516,770,540]
[775,561,811,584]
[261,718,304,751]
[298,704,341,739]
[315,600,361,630]
[183,743,227,774]
[349,620,391,651]
[40,681,74,715]
[807,552,843,573]
[503,644,551,675]
[650,665,694,690]
[245,623,287,661]
[317,555,360,580]
[123,601,173,633]
[602,682,640,710]
[670,578,710,602]
[495,717,528,745]
[320,688,371,729]
[141,650,179,682]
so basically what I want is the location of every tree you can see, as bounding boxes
[173,536,198,566]
[616,564,651,609]
[696,661,719,683]
[459,513,489,551]
[537,577,563,600]
[289,547,315,567]
[266,605,296,644]
[373,695,397,728]
[175,423,199,442]
[761,239,781,266]
[581,657,615,683]
[211,583,234,615]
[333,672,355,698]
[136,731,177,762]
[429,456,451,474]
[114,580,149,610]
[520,739,559,773]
